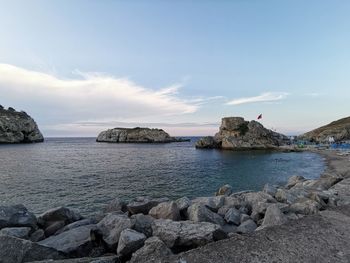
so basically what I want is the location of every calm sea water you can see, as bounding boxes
[0,137,324,215]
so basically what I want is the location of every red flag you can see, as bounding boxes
[257,114,262,120]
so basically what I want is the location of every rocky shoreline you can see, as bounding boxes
[0,148,349,263]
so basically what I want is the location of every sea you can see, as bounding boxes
[0,137,325,216]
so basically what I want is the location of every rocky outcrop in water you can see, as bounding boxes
[96,127,189,143]
[196,117,288,150]
[299,116,350,143]
[0,106,44,143]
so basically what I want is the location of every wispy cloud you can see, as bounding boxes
[0,63,201,121]
[304,92,325,97]
[226,92,289,105]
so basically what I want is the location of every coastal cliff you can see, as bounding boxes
[0,106,44,143]
[299,116,350,143]
[96,127,188,143]
[196,117,288,150]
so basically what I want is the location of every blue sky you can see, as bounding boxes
[0,0,349,136]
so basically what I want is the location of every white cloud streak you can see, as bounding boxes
[0,63,200,122]
[226,92,289,105]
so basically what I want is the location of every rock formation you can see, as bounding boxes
[196,117,288,150]
[96,127,189,143]
[299,116,350,143]
[0,106,44,143]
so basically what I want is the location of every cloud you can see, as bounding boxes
[226,92,289,105]
[0,63,202,123]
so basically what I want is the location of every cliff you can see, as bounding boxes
[0,106,44,143]
[96,127,189,143]
[196,117,288,150]
[299,116,350,143]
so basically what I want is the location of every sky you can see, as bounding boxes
[0,0,349,137]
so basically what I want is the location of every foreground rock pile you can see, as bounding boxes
[0,170,346,263]
[196,117,289,150]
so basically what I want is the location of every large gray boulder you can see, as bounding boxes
[289,199,322,215]
[38,207,82,228]
[261,204,288,227]
[0,227,31,239]
[285,175,306,189]
[152,219,227,249]
[39,225,102,257]
[187,203,225,226]
[129,236,173,263]
[149,201,181,221]
[0,107,44,143]
[116,228,146,256]
[0,204,37,229]
[175,197,191,213]
[27,256,121,263]
[96,127,186,143]
[130,214,154,238]
[0,235,65,262]
[127,196,169,215]
[104,198,127,213]
[191,196,225,212]
[96,213,134,249]
[55,218,97,235]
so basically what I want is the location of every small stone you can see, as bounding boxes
[237,219,257,234]
[117,228,146,256]
[224,208,241,225]
[216,184,233,196]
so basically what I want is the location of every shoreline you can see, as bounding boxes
[0,148,349,262]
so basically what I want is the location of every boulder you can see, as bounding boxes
[175,197,191,212]
[104,198,127,213]
[240,214,251,223]
[130,214,154,238]
[223,196,242,208]
[217,206,231,217]
[44,220,65,237]
[0,204,37,229]
[224,208,241,225]
[152,219,227,249]
[0,107,44,143]
[275,188,311,204]
[127,197,169,215]
[187,203,225,226]
[96,127,187,143]
[261,204,288,227]
[0,235,65,262]
[236,219,257,234]
[302,176,342,191]
[97,213,134,249]
[0,227,31,239]
[263,184,278,197]
[30,229,45,242]
[289,199,321,215]
[191,196,225,212]
[38,225,102,257]
[221,224,238,234]
[117,228,146,256]
[38,207,82,228]
[285,175,306,189]
[55,218,98,235]
[216,184,233,196]
[129,236,173,263]
[149,201,181,221]
[27,256,121,263]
